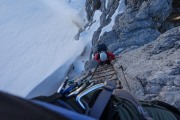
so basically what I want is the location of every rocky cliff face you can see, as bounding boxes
[114,27,180,108]
[86,0,173,53]
[84,0,180,108]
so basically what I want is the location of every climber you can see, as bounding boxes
[94,43,115,65]
[94,51,115,65]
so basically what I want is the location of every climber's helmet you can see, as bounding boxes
[100,51,107,61]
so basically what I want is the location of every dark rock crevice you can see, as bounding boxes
[112,27,180,108]
[158,0,180,33]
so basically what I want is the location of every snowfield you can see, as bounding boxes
[0,0,86,97]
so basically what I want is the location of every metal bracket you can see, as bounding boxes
[76,83,105,109]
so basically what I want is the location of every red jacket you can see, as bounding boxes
[94,52,115,63]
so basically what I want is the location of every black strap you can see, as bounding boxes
[114,89,153,120]
[32,93,62,103]
[152,100,180,120]
[88,81,116,119]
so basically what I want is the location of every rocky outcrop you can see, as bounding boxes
[84,59,98,70]
[114,27,180,108]
[158,0,180,33]
[85,0,173,54]
[109,0,172,53]
[83,0,179,108]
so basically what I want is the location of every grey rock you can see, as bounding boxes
[174,77,180,87]
[159,86,180,103]
[150,75,175,85]
[175,40,180,50]
[177,61,180,65]
[136,0,172,23]
[86,0,174,56]
[144,94,158,101]
[145,83,161,94]
[169,66,180,75]
[125,0,144,10]
[92,27,102,46]
[98,30,118,47]
[84,59,98,70]
[111,24,180,108]
[122,28,159,47]
[151,27,180,54]
[165,60,174,67]
[108,41,122,53]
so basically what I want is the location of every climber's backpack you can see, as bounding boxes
[33,81,180,120]
[101,90,180,120]
[97,43,108,53]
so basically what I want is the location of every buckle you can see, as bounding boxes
[76,83,105,109]
[103,81,116,90]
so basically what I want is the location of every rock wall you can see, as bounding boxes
[114,26,180,108]
[109,0,172,52]
[84,0,180,108]
[85,0,173,69]
[85,0,173,53]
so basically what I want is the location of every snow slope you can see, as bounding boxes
[0,0,87,97]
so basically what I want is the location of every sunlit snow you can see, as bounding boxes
[0,0,87,97]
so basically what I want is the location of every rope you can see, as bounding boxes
[89,64,99,80]
[115,59,131,92]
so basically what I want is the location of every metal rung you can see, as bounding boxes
[90,78,119,82]
[92,73,116,79]
[95,69,114,74]
[97,66,113,71]
[96,67,113,71]
[93,71,116,78]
